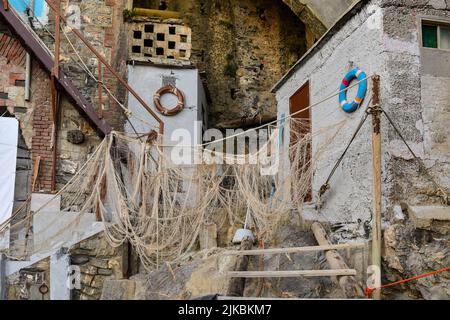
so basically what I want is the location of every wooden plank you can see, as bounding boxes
[31,156,41,192]
[226,269,357,278]
[311,222,364,298]
[223,243,365,256]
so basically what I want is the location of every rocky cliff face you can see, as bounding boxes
[132,0,307,126]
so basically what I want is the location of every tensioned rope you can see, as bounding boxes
[159,74,375,148]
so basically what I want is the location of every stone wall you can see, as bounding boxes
[69,233,126,300]
[275,0,450,299]
[6,258,50,300]
[378,0,450,300]
[46,0,128,132]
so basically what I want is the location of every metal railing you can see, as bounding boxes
[4,0,165,135]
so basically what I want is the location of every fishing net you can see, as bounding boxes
[1,116,347,270]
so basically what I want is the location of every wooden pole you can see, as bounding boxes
[311,222,364,298]
[226,237,253,297]
[370,75,382,300]
[227,269,357,278]
[223,243,365,256]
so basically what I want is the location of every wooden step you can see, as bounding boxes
[226,269,357,278]
[223,243,365,256]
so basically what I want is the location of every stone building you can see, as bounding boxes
[274,0,450,299]
[0,0,410,299]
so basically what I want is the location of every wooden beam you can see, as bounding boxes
[133,8,181,19]
[31,155,41,192]
[0,2,112,136]
[226,269,357,278]
[223,243,365,256]
[311,222,364,298]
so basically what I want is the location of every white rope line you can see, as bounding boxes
[158,74,375,148]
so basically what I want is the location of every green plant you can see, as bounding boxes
[224,52,238,77]
[224,61,238,78]
[123,9,138,22]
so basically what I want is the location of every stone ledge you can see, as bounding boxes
[407,205,450,233]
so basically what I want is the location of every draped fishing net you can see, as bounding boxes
[1,117,347,270]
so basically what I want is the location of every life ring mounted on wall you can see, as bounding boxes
[339,68,367,113]
[153,85,185,116]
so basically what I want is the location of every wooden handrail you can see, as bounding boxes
[44,0,165,135]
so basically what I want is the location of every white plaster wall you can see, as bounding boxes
[126,65,205,146]
[276,1,387,223]
[126,65,207,206]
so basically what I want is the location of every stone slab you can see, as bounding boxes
[407,205,450,231]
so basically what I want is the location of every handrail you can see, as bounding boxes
[16,0,165,135]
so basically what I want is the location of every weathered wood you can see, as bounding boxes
[370,75,382,300]
[223,243,365,256]
[226,237,253,297]
[227,269,357,278]
[31,155,41,192]
[311,222,364,298]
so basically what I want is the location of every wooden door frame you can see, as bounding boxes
[289,80,312,202]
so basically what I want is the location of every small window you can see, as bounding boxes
[144,39,153,47]
[422,21,450,50]
[157,33,165,41]
[168,41,176,49]
[133,31,142,39]
[169,26,176,35]
[156,47,164,55]
[145,24,154,33]
[180,35,187,43]
[132,46,141,53]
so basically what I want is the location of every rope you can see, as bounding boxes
[159,74,375,148]
[317,100,371,201]
[382,109,449,205]
[365,266,450,298]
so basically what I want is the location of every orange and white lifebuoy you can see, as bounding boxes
[153,85,185,116]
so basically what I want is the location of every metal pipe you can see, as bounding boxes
[24,53,31,101]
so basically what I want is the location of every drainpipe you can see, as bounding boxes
[25,53,31,101]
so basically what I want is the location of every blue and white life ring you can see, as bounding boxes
[339,68,367,113]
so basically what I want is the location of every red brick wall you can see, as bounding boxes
[0,32,55,192]
[31,65,54,192]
